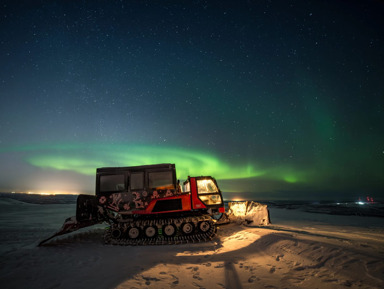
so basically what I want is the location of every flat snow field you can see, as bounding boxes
[0,198,383,289]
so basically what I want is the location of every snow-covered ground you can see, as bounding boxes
[0,196,383,289]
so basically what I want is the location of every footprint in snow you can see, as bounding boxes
[248,275,257,283]
[193,272,203,280]
[168,274,179,287]
[276,254,284,261]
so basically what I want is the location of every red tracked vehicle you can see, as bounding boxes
[39,163,227,246]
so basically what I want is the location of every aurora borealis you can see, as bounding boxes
[0,1,383,200]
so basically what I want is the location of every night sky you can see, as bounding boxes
[1,0,383,201]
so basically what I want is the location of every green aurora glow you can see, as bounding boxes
[4,143,311,185]
[1,1,383,199]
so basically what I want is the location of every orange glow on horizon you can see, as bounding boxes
[16,191,81,196]
[230,198,245,202]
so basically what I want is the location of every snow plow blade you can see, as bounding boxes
[38,216,100,246]
[38,194,101,246]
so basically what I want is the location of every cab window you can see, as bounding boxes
[197,179,222,205]
[131,172,144,190]
[199,194,222,205]
[149,171,174,190]
[196,179,218,194]
[100,174,125,192]
[183,181,190,192]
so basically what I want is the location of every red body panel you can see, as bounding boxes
[132,193,192,215]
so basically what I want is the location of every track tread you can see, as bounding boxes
[104,215,216,245]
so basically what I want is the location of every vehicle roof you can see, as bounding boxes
[96,163,175,173]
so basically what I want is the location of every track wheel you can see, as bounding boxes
[199,220,211,233]
[163,224,176,237]
[128,227,140,239]
[112,228,122,239]
[144,226,157,238]
[181,222,194,235]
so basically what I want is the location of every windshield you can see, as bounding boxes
[197,179,218,194]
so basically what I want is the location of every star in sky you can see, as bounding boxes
[0,0,383,200]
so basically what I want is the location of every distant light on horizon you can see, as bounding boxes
[20,191,81,196]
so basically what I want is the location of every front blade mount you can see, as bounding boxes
[38,216,100,246]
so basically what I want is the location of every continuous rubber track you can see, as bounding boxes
[103,215,217,245]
